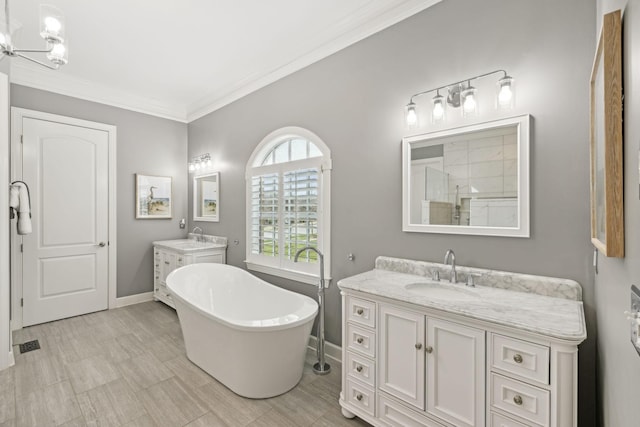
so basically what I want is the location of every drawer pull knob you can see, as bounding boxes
[356,337,364,344]
[425,346,433,353]
[356,365,363,372]
[356,308,364,315]
[415,343,422,350]
[356,394,363,401]
[164,261,170,265]
[513,395,523,405]
[513,354,523,364]
[178,258,182,262]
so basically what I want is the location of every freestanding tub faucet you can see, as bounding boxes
[295,246,331,375]
[444,249,457,283]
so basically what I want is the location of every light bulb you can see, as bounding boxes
[206,159,212,168]
[188,163,195,172]
[496,76,514,109]
[47,43,68,65]
[463,95,476,112]
[40,5,65,43]
[44,17,62,35]
[432,94,445,123]
[405,102,418,128]
[461,86,477,117]
[195,161,201,170]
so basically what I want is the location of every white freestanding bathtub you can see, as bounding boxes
[166,263,318,398]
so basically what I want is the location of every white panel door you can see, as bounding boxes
[426,318,485,427]
[379,303,425,410]
[22,117,109,326]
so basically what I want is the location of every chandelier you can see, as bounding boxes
[0,1,68,69]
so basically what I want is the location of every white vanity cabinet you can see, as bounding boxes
[338,257,586,427]
[153,237,227,308]
[340,293,583,427]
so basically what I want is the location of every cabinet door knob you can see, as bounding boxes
[356,337,364,344]
[356,365,363,372]
[415,343,422,350]
[513,353,523,364]
[425,346,433,354]
[356,394,363,401]
[513,395,523,405]
[97,242,106,247]
[165,261,170,265]
[356,308,364,315]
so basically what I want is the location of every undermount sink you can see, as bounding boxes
[404,282,479,301]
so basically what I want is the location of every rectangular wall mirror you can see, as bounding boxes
[402,115,530,237]
[193,172,220,222]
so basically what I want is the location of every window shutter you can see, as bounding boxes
[283,168,319,262]
[250,173,279,257]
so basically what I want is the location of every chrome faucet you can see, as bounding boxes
[192,226,204,242]
[444,249,457,283]
[294,246,330,375]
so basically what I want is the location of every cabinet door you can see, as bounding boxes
[159,250,176,284]
[426,318,485,427]
[379,304,425,410]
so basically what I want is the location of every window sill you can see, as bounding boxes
[245,262,331,287]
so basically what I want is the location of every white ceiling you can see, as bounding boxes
[5,0,440,122]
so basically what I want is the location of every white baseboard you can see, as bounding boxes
[307,335,342,364]
[115,292,154,308]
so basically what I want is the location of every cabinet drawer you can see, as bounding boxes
[346,351,375,387]
[345,379,375,417]
[347,296,376,328]
[490,412,529,427]
[378,394,445,427]
[490,373,549,427]
[492,334,550,385]
[346,323,376,358]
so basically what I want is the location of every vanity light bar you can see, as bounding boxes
[405,69,514,128]
[188,153,212,172]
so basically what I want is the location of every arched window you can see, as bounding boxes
[246,127,331,284]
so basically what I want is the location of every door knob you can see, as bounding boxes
[97,242,106,247]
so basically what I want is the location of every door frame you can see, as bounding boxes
[10,107,117,330]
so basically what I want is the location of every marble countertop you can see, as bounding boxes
[338,267,586,342]
[153,234,227,253]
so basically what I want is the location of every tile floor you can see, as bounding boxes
[1,301,371,427]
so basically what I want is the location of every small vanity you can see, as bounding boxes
[338,256,586,427]
[152,233,227,308]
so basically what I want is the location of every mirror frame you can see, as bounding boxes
[193,172,220,222]
[402,114,530,237]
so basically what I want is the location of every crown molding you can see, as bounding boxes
[186,0,441,122]
[8,0,440,124]
[9,61,189,122]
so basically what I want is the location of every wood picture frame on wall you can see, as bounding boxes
[590,9,623,257]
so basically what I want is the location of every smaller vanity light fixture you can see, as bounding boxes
[188,153,212,173]
[405,69,514,127]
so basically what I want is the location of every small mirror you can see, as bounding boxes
[402,115,530,237]
[193,172,220,222]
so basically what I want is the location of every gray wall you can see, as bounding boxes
[188,0,597,424]
[10,85,189,297]
[594,1,640,426]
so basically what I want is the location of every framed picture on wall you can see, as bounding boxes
[136,174,172,219]
[589,9,623,257]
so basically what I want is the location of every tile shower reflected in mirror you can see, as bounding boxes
[402,115,530,237]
